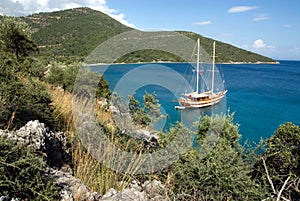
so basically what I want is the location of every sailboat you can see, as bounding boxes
[175,39,227,109]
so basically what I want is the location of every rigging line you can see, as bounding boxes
[176,40,198,95]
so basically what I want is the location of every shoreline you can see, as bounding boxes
[88,60,280,66]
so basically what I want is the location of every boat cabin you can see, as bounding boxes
[189,93,210,101]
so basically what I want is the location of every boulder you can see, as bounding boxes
[100,180,165,201]
[0,120,71,169]
[46,168,101,201]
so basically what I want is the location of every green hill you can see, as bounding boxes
[24,7,276,63]
[24,7,132,57]
[177,31,276,63]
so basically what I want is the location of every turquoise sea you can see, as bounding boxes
[92,60,300,142]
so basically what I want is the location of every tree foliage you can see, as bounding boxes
[0,23,56,130]
[167,114,266,200]
[24,7,132,58]
[177,31,275,63]
[252,122,300,200]
[0,16,37,64]
[129,94,151,126]
[128,92,165,127]
[0,137,60,200]
[96,75,111,100]
[45,61,81,92]
[0,59,56,130]
[45,61,111,100]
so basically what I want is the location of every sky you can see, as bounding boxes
[1,0,300,60]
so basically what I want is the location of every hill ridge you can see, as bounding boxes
[23,7,276,63]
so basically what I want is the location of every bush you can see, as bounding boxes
[96,75,111,100]
[128,92,165,127]
[0,21,58,130]
[0,55,57,130]
[252,122,300,200]
[45,61,81,92]
[0,137,60,200]
[168,114,266,200]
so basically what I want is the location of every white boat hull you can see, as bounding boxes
[177,90,227,109]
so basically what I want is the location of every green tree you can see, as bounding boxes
[96,75,111,100]
[46,61,88,92]
[128,94,151,126]
[252,122,300,200]
[45,61,65,86]
[0,16,37,64]
[143,92,165,121]
[169,114,266,200]
[128,92,165,127]
[196,113,241,148]
[0,53,56,130]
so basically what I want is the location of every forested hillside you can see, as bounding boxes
[24,7,132,57]
[23,7,276,63]
[178,31,276,63]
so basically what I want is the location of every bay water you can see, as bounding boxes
[92,60,300,142]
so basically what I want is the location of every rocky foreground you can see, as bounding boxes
[0,120,166,201]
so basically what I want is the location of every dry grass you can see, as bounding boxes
[47,86,75,136]
[47,85,113,136]
[46,85,145,196]
[72,138,145,195]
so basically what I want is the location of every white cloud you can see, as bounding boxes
[253,14,270,21]
[253,39,266,49]
[110,13,135,27]
[192,21,212,26]
[228,6,258,13]
[252,39,275,50]
[250,39,278,59]
[0,0,135,27]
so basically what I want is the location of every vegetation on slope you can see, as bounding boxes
[0,16,56,130]
[0,16,60,200]
[23,7,276,63]
[0,138,60,200]
[24,7,132,58]
[178,31,276,63]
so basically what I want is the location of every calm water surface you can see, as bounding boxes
[92,60,300,142]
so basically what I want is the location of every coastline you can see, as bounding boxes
[88,60,280,66]
[223,61,280,65]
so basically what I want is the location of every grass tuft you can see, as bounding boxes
[47,85,145,196]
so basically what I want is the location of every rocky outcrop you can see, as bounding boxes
[0,196,20,201]
[0,121,167,201]
[109,104,159,147]
[101,180,166,201]
[0,121,101,201]
[0,120,71,168]
[46,168,101,201]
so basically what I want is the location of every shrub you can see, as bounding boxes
[252,122,300,200]
[96,75,111,100]
[128,92,165,127]
[0,16,37,64]
[45,61,81,92]
[168,114,266,200]
[0,56,57,130]
[0,137,60,200]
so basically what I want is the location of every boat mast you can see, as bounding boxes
[196,38,200,93]
[211,41,216,93]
